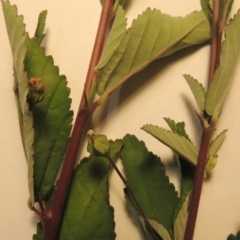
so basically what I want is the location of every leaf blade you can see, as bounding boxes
[97,10,210,97]
[173,192,190,240]
[121,134,179,229]
[142,124,199,166]
[97,5,127,69]
[209,129,227,158]
[147,219,172,240]
[24,38,73,199]
[58,156,115,240]
[34,10,48,42]
[184,74,207,112]
[2,0,35,203]
[206,10,240,116]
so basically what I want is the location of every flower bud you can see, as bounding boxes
[87,130,110,155]
[27,77,47,109]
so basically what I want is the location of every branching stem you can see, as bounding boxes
[184,1,222,239]
[41,1,113,240]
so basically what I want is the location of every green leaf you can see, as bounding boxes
[205,10,240,116]
[97,5,127,69]
[178,158,194,199]
[138,216,156,240]
[147,219,172,240]
[32,223,43,240]
[164,118,191,141]
[88,132,110,155]
[34,10,47,42]
[87,130,123,159]
[206,156,217,171]
[184,74,207,112]
[163,119,194,199]
[200,0,212,20]
[58,156,115,240]
[24,38,73,199]
[226,1,234,20]
[97,10,210,98]
[173,192,190,240]
[109,139,123,159]
[227,231,240,240]
[208,129,228,158]
[121,134,179,229]
[2,0,35,203]
[142,125,198,166]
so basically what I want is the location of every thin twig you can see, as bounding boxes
[106,154,160,240]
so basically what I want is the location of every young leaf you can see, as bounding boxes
[97,10,210,98]
[208,129,227,158]
[173,192,190,240]
[227,231,240,240]
[142,125,198,166]
[163,118,194,199]
[58,156,115,240]
[205,10,240,116]
[24,38,73,200]
[2,0,35,203]
[32,223,43,240]
[164,118,191,141]
[184,74,207,112]
[97,5,127,69]
[121,134,179,230]
[34,10,47,42]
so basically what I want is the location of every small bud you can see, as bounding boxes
[206,156,218,171]
[87,130,110,155]
[27,77,47,109]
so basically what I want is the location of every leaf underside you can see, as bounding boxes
[184,74,206,112]
[147,219,172,240]
[58,156,115,240]
[173,192,190,240]
[206,10,240,116]
[96,9,210,98]
[2,0,35,203]
[24,38,73,200]
[208,129,227,158]
[121,134,179,230]
[164,118,191,141]
[142,124,198,166]
[97,5,127,69]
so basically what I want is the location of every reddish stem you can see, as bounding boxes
[184,1,222,239]
[80,0,113,108]
[184,126,214,240]
[41,1,113,240]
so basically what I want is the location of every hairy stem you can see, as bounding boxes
[80,0,113,108]
[184,126,214,240]
[184,1,222,239]
[41,1,113,240]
